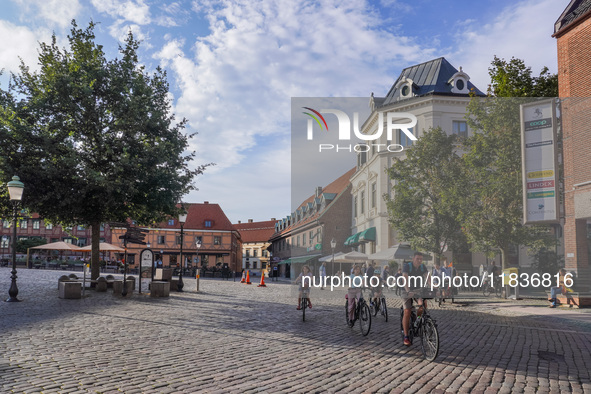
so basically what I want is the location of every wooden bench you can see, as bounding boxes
[547,291,591,308]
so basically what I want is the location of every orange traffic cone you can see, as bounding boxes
[258,271,267,287]
[246,270,252,285]
[240,271,245,283]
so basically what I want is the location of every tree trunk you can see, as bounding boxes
[91,221,101,281]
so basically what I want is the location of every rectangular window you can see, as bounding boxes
[63,238,73,244]
[452,121,468,138]
[33,220,40,229]
[158,235,165,244]
[297,236,300,247]
[371,182,377,209]
[245,249,250,257]
[262,250,268,257]
[1,236,9,248]
[2,220,9,228]
[77,225,84,231]
[100,223,105,231]
[20,220,27,229]
[51,238,59,243]
[214,236,221,245]
[309,231,314,245]
[399,127,414,147]
[354,196,358,217]
[253,249,258,257]
[176,236,182,245]
[205,220,212,228]
[77,238,87,247]
[46,223,53,230]
[195,236,202,246]
[302,233,307,246]
[168,219,175,226]
[360,191,365,214]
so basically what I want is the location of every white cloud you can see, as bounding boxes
[90,0,151,25]
[451,0,564,91]
[108,20,149,45]
[0,21,52,76]
[12,0,81,29]
[155,0,435,173]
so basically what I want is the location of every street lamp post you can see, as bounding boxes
[177,209,188,292]
[195,239,202,292]
[6,176,24,303]
[330,238,336,277]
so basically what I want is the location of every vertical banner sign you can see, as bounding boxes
[139,249,154,293]
[520,99,559,224]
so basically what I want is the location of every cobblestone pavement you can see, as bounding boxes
[1,268,591,393]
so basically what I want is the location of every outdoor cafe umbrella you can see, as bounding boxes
[78,242,125,267]
[367,243,432,262]
[30,241,83,266]
[78,242,125,252]
[332,251,369,274]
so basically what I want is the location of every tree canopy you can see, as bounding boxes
[0,21,209,278]
[460,57,558,269]
[385,128,468,263]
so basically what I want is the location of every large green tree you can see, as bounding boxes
[461,57,558,270]
[385,128,468,264]
[0,21,208,279]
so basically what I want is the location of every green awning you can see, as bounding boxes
[345,227,376,246]
[358,227,376,242]
[278,254,321,265]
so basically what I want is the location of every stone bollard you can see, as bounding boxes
[112,280,124,296]
[59,281,81,299]
[96,277,108,292]
[57,275,71,289]
[150,281,170,297]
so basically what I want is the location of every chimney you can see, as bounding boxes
[271,218,276,221]
[238,220,241,224]
[315,187,322,197]
[204,201,209,204]
[248,219,253,223]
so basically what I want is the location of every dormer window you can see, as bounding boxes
[394,77,417,100]
[401,84,411,97]
[449,67,470,94]
[204,220,213,228]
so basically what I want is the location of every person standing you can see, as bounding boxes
[319,262,327,289]
[394,268,403,295]
[549,268,567,308]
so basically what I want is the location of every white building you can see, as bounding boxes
[348,57,485,271]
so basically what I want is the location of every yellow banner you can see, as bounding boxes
[527,170,554,179]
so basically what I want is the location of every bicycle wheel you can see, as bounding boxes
[359,301,371,336]
[371,298,379,317]
[420,317,439,361]
[483,285,491,297]
[302,298,307,322]
[381,297,388,322]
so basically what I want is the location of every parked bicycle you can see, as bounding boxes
[370,294,388,322]
[482,278,502,297]
[345,288,372,336]
[399,289,439,361]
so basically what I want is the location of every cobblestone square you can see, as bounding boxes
[1,268,591,393]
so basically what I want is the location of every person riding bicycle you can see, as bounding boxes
[295,265,313,310]
[347,264,363,324]
[369,265,383,307]
[402,252,430,346]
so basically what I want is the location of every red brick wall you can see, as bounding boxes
[556,18,591,287]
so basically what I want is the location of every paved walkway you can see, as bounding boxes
[1,267,590,393]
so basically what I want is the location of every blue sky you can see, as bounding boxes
[0,0,566,223]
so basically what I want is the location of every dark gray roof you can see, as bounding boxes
[554,0,591,35]
[381,57,484,106]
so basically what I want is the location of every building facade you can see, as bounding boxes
[554,0,591,291]
[0,212,111,260]
[349,57,485,272]
[233,219,276,276]
[111,202,242,273]
[269,168,355,277]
